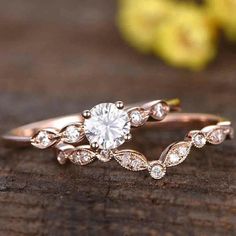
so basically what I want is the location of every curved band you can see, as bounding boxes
[55,113,233,179]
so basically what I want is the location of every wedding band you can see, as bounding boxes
[54,113,233,179]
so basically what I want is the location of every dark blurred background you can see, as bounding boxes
[0,1,235,235]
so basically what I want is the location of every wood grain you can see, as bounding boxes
[0,0,235,235]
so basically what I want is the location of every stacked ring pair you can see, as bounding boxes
[2,99,233,180]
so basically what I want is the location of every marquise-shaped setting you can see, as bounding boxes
[68,146,96,166]
[150,101,169,120]
[60,123,84,144]
[31,129,59,149]
[127,107,149,127]
[161,141,192,167]
[114,150,148,171]
[206,128,226,145]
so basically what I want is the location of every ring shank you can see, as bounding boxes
[2,113,226,147]
[1,99,181,147]
[1,114,83,147]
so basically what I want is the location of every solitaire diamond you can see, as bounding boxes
[84,103,131,149]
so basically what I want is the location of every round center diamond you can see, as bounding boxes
[84,103,131,149]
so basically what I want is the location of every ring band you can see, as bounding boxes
[2,99,180,147]
[56,113,233,180]
[1,99,233,180]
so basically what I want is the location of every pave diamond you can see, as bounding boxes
[84,103,131,149]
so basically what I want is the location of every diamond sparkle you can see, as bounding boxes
[31,130,57,149]
[152,102,168,120]
[192,133,206,148]
[149,161,166,179]
[62,125,81,143]
[84,103,131,149]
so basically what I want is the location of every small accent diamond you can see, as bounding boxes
[149,161,166,179]
[63,125,81,143]
[131,159,142,170]
[130,110,143,126]
[178,146,188,156]
[152,102,168,120]
[36,131,51,146]
[57,151,67,165]
[122,153,131,166]
[98,150,113,162]
[169,153,180,163]
[32,130,57,149]
[192,133,206,148]
[80,151,91,163]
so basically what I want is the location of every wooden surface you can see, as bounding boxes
[0,1,236,235]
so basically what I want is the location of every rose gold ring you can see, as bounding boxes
[1,99,233,180]
[2,99,180,147]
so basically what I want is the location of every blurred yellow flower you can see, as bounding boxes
[206,0,236,41]
[153,4,217,70]
[117,0,172,53]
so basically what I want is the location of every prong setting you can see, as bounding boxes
[25,99,234,180]
[115,101,124,109]
[91,142,99,150]
[124,133,132,141]
[84,103,130,149]
[82,110,91,119]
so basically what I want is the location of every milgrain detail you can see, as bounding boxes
[31,123,84,149]
[5,100,232,180]
[30,100,174,149]
[55,121,233,180]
